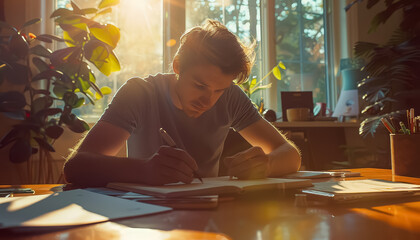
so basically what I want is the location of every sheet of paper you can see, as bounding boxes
[309,179,420,194]
[0,189,171,230]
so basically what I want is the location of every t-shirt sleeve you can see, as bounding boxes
[228,85,262,131]
[99,78,151,134]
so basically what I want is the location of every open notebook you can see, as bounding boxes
[107,176,312,198]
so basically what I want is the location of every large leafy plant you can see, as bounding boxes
[0,0,120,180]
[346,0,420,136]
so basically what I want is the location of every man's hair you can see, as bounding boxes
[174,19,255,84]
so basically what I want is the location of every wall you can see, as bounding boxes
[346,0,402,57]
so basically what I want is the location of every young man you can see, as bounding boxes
[64,20,301,186]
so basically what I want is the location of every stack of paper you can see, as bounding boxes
[302,179,420,202]
[0,189,171,231]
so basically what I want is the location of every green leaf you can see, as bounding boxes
[20,18,41,30]
[272,66,282,80]
[55,15,91,32]
[32,57,50,72]
[50,47,76,67]
[62,30,76,47]
[94,92,102,100]
[30,45,52,58]
[249,77,257,90]
[98,0,120,9]
[35,35,53,43]
[34,137,55,152]
[278,61,286,70]
[36,34,67,42]
[354,42,378,58]
[81,8,98,15]
[63,92,79,106]
[90,24,120,49]
[53,84,70,98]
[64,114,90,133]
[45,125,64,139]
[32,70,63,82]
[31,96,53,114]
[76,77,90,92]
[9,33,29,59]
[82,91,95,104]
[100,86,112,95]
[50,8,73,18]
[72,97,85,108]
[89,81,103,98]
[84,40,120,76]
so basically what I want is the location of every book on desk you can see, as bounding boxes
[106,176,313,198]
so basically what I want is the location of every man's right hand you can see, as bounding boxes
[139,146,199,185]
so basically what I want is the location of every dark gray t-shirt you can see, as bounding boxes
[100,73,261,177]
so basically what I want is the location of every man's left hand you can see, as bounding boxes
[223,146,269,179]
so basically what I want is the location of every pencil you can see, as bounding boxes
[400,121,410,135]
[410,108,415,133]
[159,128,203,183]
[407,109,411,132]
[381,118,395,134]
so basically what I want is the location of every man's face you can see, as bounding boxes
[175,63,235,118]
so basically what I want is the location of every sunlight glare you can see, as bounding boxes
[7,194,50,211]
[119,0,154,25]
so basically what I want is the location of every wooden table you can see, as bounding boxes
[2,168,420,239]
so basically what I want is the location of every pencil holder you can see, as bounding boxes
[390,134,420,178]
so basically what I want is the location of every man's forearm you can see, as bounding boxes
[64,152,146,187]
[267,142,301,177]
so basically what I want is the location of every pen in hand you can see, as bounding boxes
[159,128,203,183]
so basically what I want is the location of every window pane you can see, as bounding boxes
[55,0,163,122]
[275,10,301,61]
[302,0,323,14]
[274,0,327,116]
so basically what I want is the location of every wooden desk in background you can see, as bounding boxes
[2,168,420,239]
[272,121,361,170]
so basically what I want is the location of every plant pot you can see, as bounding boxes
[390,134,420,179]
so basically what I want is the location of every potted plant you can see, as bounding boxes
[346,0,420,137]
[0,0,121,183]
[238,60,286,121]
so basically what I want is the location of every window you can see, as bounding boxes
[274,0,327,114]
[54,0,333,121]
